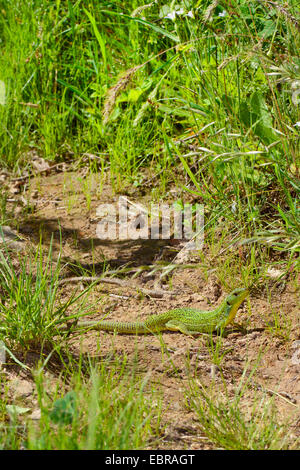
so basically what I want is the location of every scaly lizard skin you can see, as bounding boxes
[72,288,248,335]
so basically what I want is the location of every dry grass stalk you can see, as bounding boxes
[102,65,143,124]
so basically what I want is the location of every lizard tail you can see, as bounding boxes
[74,320,151,334]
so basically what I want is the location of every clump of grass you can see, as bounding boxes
[0,240,94,352]
[0,354,162,450]
[265,307,293,342]
[186,361,297,450]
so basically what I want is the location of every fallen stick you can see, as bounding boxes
[58,276,177,298]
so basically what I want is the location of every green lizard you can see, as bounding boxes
[69,288,248,335]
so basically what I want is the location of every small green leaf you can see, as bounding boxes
[127,88,144,102]
[240,91,276,144]
[49,391,77,425]
[6,405,31,416]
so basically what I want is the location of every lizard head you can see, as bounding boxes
[225,288,248,305]
[223,288,249,326]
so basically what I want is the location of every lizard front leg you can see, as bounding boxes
[165,320,208,337]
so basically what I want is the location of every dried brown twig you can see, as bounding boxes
[58,275,177,298]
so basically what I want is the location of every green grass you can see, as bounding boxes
[184,350,299,450]
[0,0,299,254]
[0,355,162,450]
[0,0,299,450]
[0,240,97,354]
[186,371,295,450]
